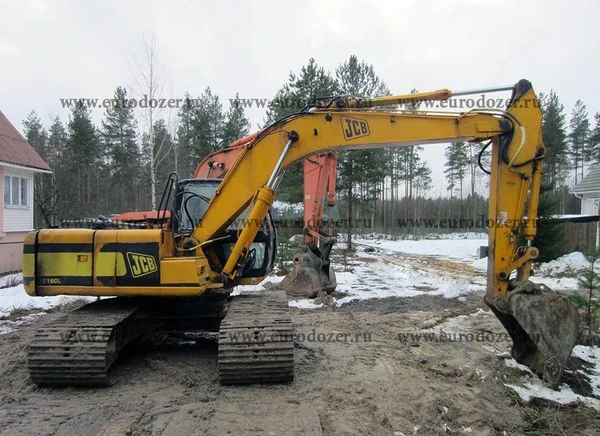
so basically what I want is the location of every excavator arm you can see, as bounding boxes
[184,79,577,386]
[194,135,339,297]
[278,153,338,298]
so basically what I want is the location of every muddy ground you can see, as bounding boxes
[1,255,598,435]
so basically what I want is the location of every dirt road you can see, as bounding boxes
[1,254,598,435]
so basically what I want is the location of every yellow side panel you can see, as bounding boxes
[160,257,209,286]
[116,229,162,244]
[95,252,126,278]
[37,253,92,277]
[160,230,175,259]
[38,228,95,244]
[94,230,118,286]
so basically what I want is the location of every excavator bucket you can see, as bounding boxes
[279,241,337,299]
[489,281,579,389]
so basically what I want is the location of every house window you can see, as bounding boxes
[3,175,29,207]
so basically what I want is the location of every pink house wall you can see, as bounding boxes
[0,166,27,274]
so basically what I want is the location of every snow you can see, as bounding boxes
[236,235,485,308]
[271,201,303,216]
[0,272,22,288]
[334,256,480,305]
[288,299,323,309]
[353,234,487,260]
[536,251,592,277]
[505,381,600,409]
[473,251,591,291]
[0,284,94,335]
[472,257,488,271]
[572,346,600,398]
[505,345,600,410]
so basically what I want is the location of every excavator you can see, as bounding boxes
[194,136,338,298]
[22,79,579,389]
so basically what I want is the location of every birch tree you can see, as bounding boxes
[130,29,171,209]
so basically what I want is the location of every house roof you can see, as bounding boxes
[571,165,600,195]
[0,110,51,171]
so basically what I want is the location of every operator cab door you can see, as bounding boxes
[170,178,277,278]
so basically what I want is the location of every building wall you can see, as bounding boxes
[0,166,4,235]
[1,164,35,273]
[0,231,28,273]
[582,197,599,216]
[2,166,34,232]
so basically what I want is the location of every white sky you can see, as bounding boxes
[1,0,599,194]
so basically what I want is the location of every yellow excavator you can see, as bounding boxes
[23,79,579,388]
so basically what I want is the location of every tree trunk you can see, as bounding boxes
[347,161,353,250]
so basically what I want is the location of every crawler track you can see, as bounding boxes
[218,290,294,384]
[27,299,142,386]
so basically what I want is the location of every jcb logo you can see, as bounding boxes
[126,252,158,278]
[341,116,370,140]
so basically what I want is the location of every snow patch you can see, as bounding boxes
[353,234,486,261]
[0,284,95,334]
[536,252,591,277]
[288,299,323,309]
[472,257,488,271]
[505,381,600,410]
[271,201,303,216]
[335,257,477,306]
[505,345,600,410]
[0,272,22,288]
[572,346,600,398]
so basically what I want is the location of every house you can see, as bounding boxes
[571,165,600,248]
[0,110,51,274]
[571,165,600,216]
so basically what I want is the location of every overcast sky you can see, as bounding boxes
[1,0,599,194]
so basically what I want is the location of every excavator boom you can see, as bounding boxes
[194,136,339,298]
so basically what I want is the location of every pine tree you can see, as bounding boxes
[65,100,101,216]
[191,87,225,161]
[541,90,569,191]
[568,100,591,184]
[23,111,48,158]
[335,56,390,246]
[395,89,432,221]
[223,93,251,143]
[47,117,67,169]
[444,142,468,219]
[531,92,570,259]
[101,86,140,212]
[44,117,69,224]
[266,58,339,124]
[335,55,389,97]
[592,113,600,162]
[175,93,196,177]
[576,250,600,344]
[23,111,49,228]
[265,58,339,202]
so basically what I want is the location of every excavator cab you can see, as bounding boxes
[170,178,277,279]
